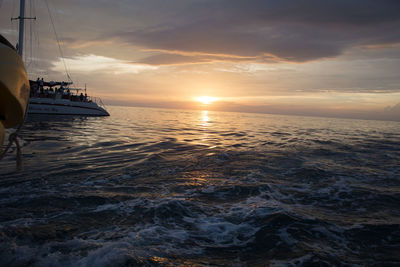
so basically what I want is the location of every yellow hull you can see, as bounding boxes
[0,43,29,150]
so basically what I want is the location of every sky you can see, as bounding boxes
[1,0,400,121]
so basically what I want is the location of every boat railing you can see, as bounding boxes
[30,85,106,108]
[88,96,107,108]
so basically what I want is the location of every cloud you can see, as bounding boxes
[61,37,114,49]
[52,54,157,74]
[383,103,400,120]
[108,0,400,64]
[136,51,266,66]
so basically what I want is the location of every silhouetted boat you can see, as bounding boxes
[17,0,110,117]
[28,80,109,116]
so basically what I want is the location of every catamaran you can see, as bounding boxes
[17,0,109,116]
[28,80,109,116]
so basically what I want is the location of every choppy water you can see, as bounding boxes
[0,106,399,266]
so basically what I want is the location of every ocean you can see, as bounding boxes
[0,106,399,266]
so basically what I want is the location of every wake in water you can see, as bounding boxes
[0,107,399,266]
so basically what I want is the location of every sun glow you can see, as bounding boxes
[195,96,218,105]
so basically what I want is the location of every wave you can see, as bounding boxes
[0,107,399,265]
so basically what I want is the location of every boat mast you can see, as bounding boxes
[11,0,35,57]
[18,0,25,56]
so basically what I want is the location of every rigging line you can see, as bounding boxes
[0,89,31,170]
[29,0,33,66]
[11,0,16,18]
[43,0,73,83]
[10,0,17,44]
[26,0,34,69]
[32,0,40,76]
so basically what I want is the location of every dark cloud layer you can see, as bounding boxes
[135,52,265,66]
[108,0,400,64]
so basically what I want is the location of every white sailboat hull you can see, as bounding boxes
[28,97,109,116]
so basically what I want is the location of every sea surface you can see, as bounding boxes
[0,106,399,266]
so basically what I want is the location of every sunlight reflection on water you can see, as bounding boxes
[0,106,399,266]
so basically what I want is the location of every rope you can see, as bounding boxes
[44,0,73,84]
[10,0,18,43]
[29,0,40,78]
[0,93,31,171]
[26,0,34,68]
[0,122,24,171]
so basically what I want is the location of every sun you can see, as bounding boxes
[195,96,218,105]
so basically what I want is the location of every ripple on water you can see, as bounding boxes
[0,107,399,266]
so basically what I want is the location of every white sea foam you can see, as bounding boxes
[0,106,399,265]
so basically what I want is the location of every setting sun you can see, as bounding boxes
[195,96,218,105]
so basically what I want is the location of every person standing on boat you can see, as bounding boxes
[33,77,39,96]
[39,78,44,91]
[59,82,64,97]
